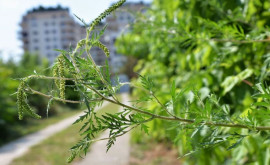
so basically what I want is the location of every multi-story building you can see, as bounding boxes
[20,6,85,63]
[104,2,148,73]
[19,2,148,71]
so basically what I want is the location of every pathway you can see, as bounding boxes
[0,102,109,165]
[74,93,131,165]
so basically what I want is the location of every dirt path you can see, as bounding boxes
[0,102,109,165]
[74,93,131,165]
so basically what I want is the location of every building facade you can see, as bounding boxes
[104,2,148,73]
[20,6,85,63]
[19,2,148,70]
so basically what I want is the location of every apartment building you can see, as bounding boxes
[19,2,148,70]
[20,6,85,64]
[104,2,148,73]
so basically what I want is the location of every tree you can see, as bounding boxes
[16,0,270,164]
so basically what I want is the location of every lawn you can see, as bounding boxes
[0,105,83,147]
[14,106,82,137]
[10,97,122,165]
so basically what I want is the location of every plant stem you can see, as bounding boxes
[28,88,102,104]
[151,93,180,118]
[85,89,270,131]
[84,27,119,102]
[27,75,75,81]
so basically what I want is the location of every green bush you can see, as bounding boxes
[116,0,270,164]
[0,53,80,145]
[15,0,270,164]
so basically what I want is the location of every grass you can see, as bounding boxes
[2,94,122,146]
[10,97,122,165]
[14,106,82,136]
[0,105,83,147]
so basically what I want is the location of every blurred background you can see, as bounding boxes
[1,0,270,165]
[0,0,155,164]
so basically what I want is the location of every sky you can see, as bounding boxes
[0,0,151,61]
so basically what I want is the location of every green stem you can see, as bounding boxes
[84,28,118,102]
[28,88,102,104]
[85,89,270,131]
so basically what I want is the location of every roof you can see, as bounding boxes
[27,5,69,14]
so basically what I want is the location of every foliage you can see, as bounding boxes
[0,60,20,145]
[0,53,79,146]
[116,0,270,164]
[15,0,270,164]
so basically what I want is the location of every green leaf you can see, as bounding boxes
[256,94,270,100]
[221,69,253,95]
[237,68,253,80]
[141,123,149,135]
[227,137,245,150]
[74,14,88,27]
[253,102,270,108]
[62,53,73,68]
[54,49,67,55]
[171,80,176,101]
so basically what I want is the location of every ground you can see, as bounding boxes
[130,140,181,165]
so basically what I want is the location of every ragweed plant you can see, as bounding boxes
[16,0,270,163]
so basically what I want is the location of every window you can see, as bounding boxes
[33,38,39,42]
[32,31,38,35]
[44,30,50,34]
[22,32,28,37]
[127,15,132,21]
[44,22,48,26]
[45,38,50,42]
[52,29,57,34]
[34,46,39,51]
[46,45,51,49]
[113,37,117,43]
[31,22,38,27]
[119,16,124,21]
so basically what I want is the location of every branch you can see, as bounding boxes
[29,82,270,131]
[26,75,75,81]
[87,124,139,143]
[27,88,102,104]
[84,40,119,102]
[151,93,180,119]
[210,38,270,43]
[85,86,270,131]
